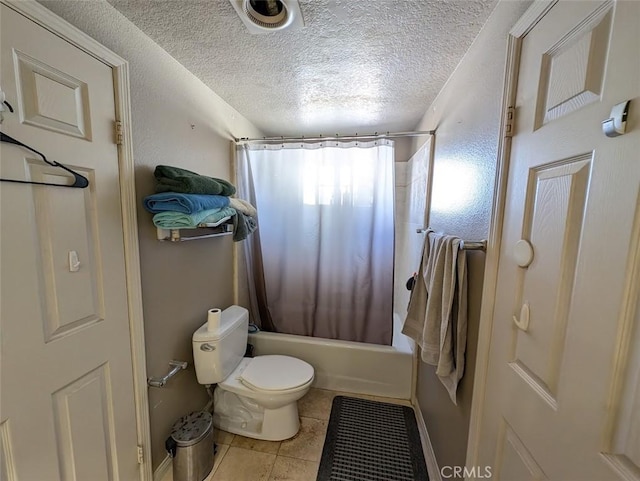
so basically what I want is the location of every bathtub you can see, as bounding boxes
[248,314,414,399]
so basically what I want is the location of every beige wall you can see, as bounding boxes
[38,0,262,470]
[407,0,532,470]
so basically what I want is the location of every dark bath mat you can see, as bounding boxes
[317,396,429,481]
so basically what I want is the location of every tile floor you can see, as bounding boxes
[161,388,412,481]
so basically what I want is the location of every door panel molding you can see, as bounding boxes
[601,454,640,481]
[0,2,151,480]
[0,420,17,481]
[14,48,93,139]
[601,190,640,480]
[494,418,548,481]
[511,155,590,398]
[52,363,118,481]
[29,163,105,342]
[534,2,613,129]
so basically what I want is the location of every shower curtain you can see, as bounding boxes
[236,140,395,345]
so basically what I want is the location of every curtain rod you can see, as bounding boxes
[234,130,435,144]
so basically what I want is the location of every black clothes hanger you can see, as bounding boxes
[0,132,90,188]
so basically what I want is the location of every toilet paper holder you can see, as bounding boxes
[148,360,188,388]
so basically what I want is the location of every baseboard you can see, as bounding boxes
[412,398,442,481]
[153,454,172,481]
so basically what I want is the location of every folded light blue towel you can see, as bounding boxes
[153,207,237,229]
[143,192,230,214]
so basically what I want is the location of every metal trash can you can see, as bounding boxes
[165,411,215,481]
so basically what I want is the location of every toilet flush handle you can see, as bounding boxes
[200,343,216,352]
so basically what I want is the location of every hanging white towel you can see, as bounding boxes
[402,230,468,405]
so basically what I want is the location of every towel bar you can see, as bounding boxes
[157,222,233,242]
[416,228,487,251]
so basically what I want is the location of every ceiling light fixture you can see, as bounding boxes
[229,0,304,34]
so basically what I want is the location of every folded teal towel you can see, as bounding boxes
[155,165,236,196]
[144,192,230,214]
[153,207,237,229]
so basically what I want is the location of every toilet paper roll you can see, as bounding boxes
[207,308,222,331]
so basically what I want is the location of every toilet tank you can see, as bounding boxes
[192,305,249,385]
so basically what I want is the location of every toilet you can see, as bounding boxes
[192,305,314,441]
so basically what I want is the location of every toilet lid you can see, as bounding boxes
[240,355,314,391]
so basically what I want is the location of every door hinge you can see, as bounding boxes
[504,106,515,138]
[115,120,124,145]
[137,445,144,464]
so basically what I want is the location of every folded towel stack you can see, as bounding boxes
[142,165,257,241]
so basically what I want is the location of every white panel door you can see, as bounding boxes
[0,5,139,481]
[477,1,640,480]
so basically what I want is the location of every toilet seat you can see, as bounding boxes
[240,355,314,392]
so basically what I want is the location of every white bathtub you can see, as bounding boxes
[248,314,414,399]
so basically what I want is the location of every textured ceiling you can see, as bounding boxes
[107,0,498,136]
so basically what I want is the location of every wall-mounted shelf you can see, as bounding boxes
[157,217,233,242]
